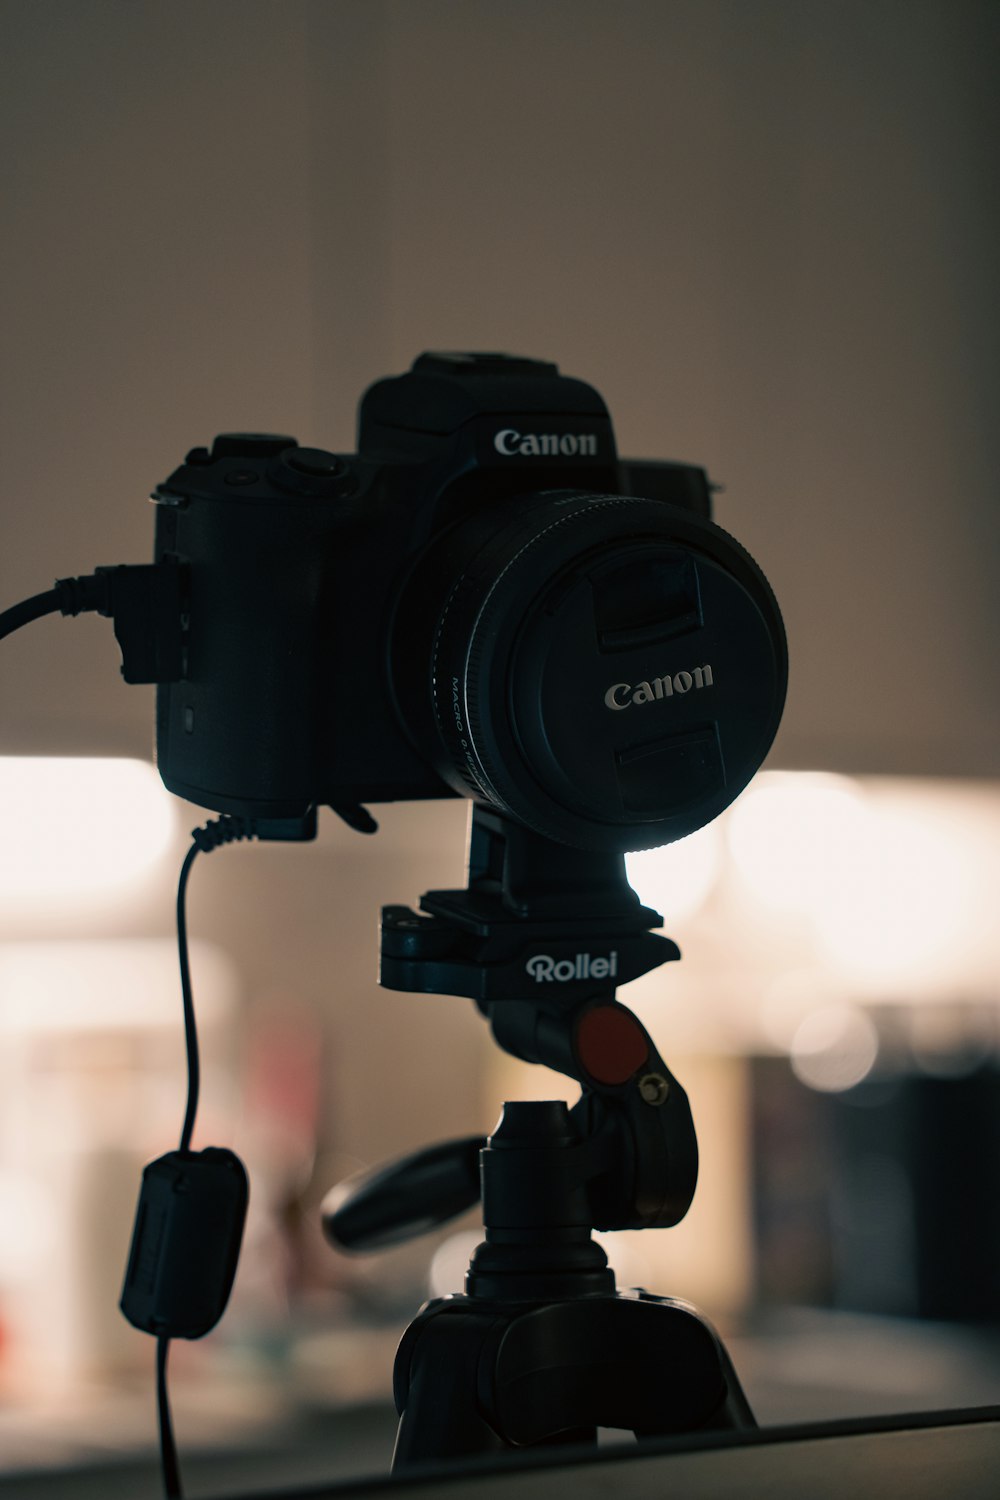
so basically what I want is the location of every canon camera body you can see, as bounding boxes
[152,352,786,853]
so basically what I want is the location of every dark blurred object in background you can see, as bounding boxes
[753,1056,1000,1322]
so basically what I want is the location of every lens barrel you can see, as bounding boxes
[392,491,786,852]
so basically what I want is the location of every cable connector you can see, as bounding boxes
[54,572,112,617]
[190,816,257,853]
[55,560,186,684]
[190,810,318,851]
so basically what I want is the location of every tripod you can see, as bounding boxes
[323,805,754,1468]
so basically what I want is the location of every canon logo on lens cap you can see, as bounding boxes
[605,664,714,711]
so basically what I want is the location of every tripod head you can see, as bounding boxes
[323,804,698,1276]
[320,803,760,1464]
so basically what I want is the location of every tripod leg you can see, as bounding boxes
[485,1294,755,1446]
[629,1295,756,1439]
[392,1306,505,1469]
[704,1339,756,1430]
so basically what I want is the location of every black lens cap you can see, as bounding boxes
[508,540,778,837]
[423,493,787,852]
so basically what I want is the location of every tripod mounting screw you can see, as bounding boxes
[638,1072,670,1106]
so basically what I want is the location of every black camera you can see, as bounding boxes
[152,352,786,852]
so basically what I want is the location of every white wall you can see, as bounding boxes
[1,1,313,757]
[2,0,997,767]
[366,0,1000,775]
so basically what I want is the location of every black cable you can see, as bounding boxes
[154,841,203,1500]
[1,574,113,642]
[177,841,202,1156]
[157,815,258,1498]
[0,587,64,641]
[156,1336,182,1499]
[2,567,185,685]
[177,819,256,1156]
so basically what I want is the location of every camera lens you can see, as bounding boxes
[392,492,786,852]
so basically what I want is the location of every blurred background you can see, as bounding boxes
[0,0,998,1494]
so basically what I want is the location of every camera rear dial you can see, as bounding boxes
[392,492,787,853]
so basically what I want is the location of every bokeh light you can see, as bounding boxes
[790,1003,880,1092]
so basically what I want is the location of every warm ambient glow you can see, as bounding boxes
[625,773,999,1031]
[727,772,867,914]
[0,938,234,1033]
[0,757,176,906]
[810,799,972,990]
[728,771,979,994]
[625,822,723,924]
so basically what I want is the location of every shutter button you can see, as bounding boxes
[285,448,346,479]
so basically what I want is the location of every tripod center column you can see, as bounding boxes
[467,1100,616,1301]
